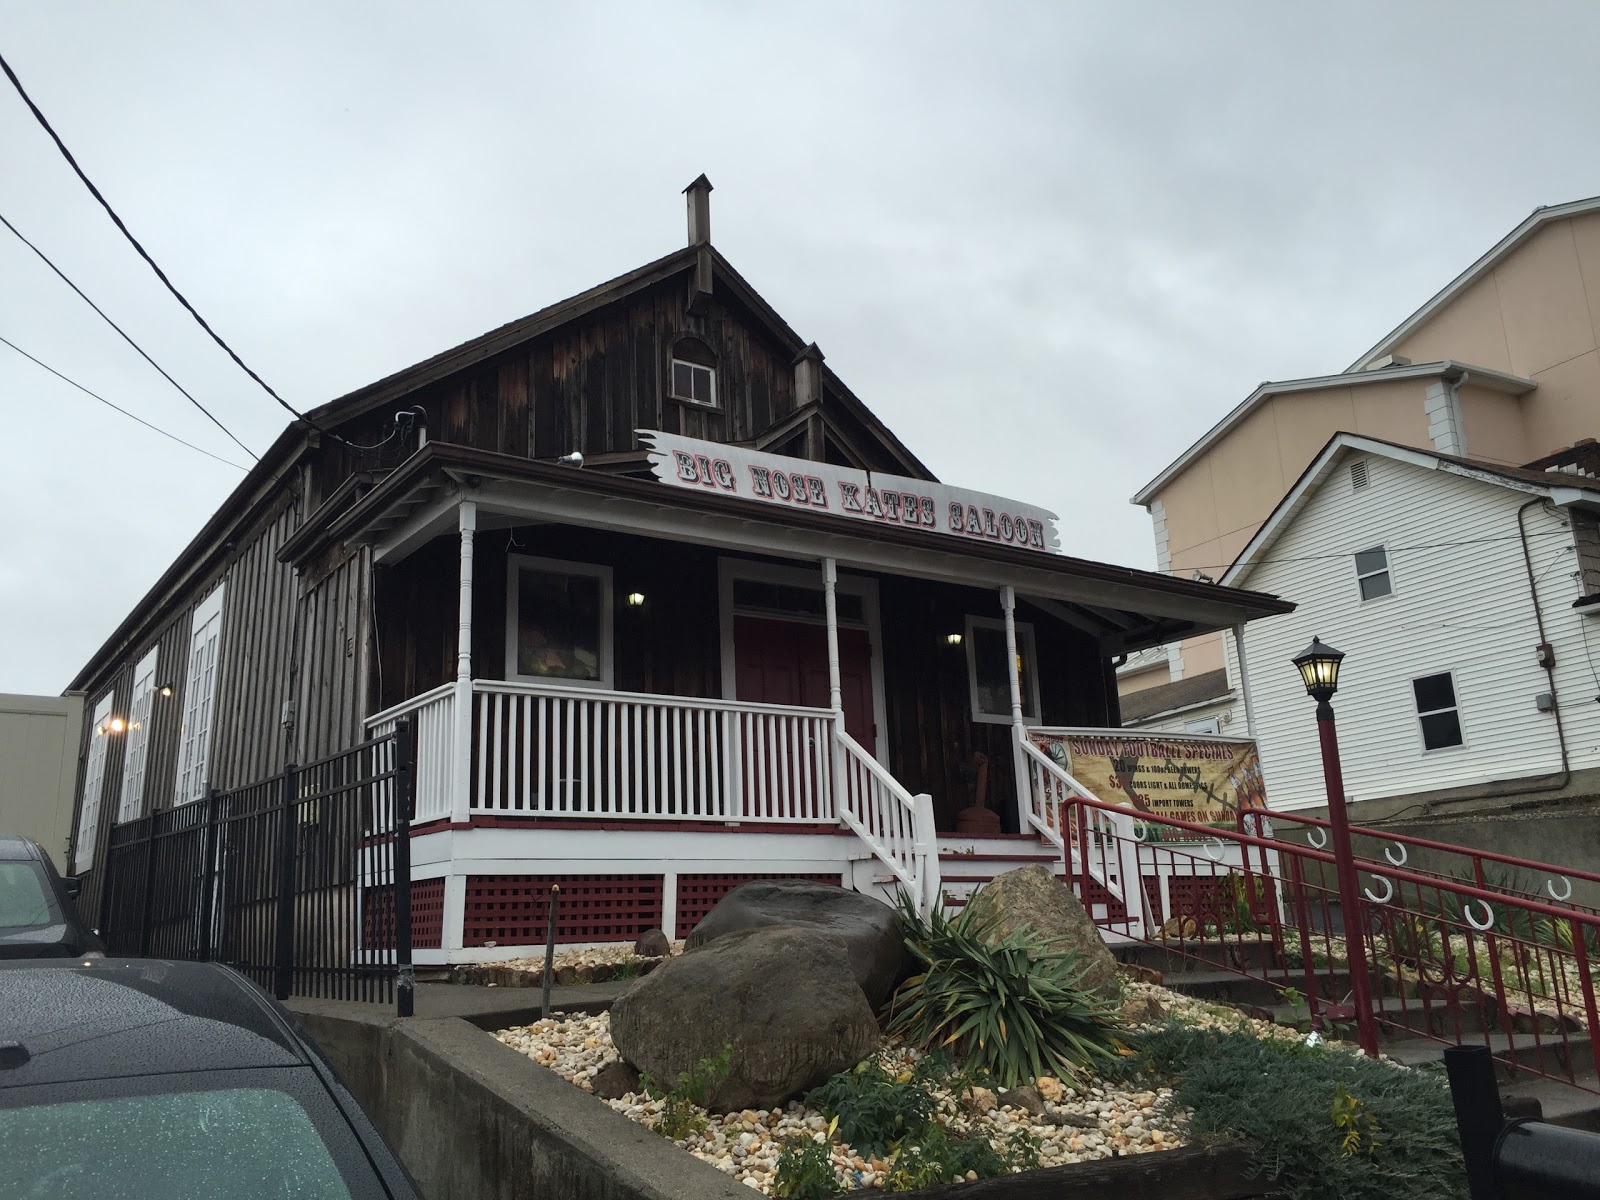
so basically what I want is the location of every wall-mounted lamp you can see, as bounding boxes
[626,592,646,608]
[157,682,175,698]
[556,451,584,467]
[945,633,963,647]
[100,716,127,736]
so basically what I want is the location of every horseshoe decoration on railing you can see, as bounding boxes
[1546,875,1574,902]
[1306,827,1329,850]
[1131,819,1150,843]
[1363,875,1395,905]
[1463,900,1497,932]
[1203,837,1226,863]
[1383,842,1408,868]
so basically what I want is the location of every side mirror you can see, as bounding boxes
[63,876,82,900]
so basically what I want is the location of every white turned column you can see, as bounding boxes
[452,501,477,825]
[1001,586,1030,834]
[1232,623,1257,738]
[822,558,843,715]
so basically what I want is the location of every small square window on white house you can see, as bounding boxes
[965,616,1041,724]
[1413,672,1464,751]
[1354,546,1393,601]
[670,359,716,408]
[505,555,614,687]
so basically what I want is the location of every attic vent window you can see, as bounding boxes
[670,359,717,408]
[1350,461,1370,491]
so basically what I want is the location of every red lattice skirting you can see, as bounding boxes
[675,873,842,937]
[464,874,663,946]
[361,878,447,950]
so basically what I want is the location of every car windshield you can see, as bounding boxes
[0,1085,354,1199]
[0,862,55,932]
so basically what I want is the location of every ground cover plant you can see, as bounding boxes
[1109,1022,1466,1200]
[885,893,1126,1088]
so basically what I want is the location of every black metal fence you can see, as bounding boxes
[102,720,415,1011]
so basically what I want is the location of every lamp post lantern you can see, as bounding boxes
[1292,637,1380,1057]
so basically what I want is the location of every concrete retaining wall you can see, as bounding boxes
[289,1001,1271,1200]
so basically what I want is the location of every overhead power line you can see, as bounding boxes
[1181,528,1578,578]
[1,334,249,470]
[0,210,260,461]
[0,50,405,457]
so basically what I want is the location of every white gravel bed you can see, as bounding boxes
[486,941,684,973]
[494,996,1191,1194]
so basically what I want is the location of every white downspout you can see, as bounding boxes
[1232,623,1257,738]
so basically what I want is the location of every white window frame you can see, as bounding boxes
[669,358,718,409]
[1354,544,1395,603]
[1412,670,1466,753]
[75,692,115,871]
[1185,716,1223,735]
[965,615,1042,725]
[175,585,226,806]
[504,554,615,689]
[117,646,160,823]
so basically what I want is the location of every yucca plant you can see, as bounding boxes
[884,893,1125,1088]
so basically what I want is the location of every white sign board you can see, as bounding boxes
[639,430,1060,554]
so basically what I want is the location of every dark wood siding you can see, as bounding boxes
[295,546,373,764]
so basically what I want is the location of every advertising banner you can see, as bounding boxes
[1029,729,1267,840]
[640,430,1061,554]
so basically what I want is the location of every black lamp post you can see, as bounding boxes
[1292,637,1380,1057]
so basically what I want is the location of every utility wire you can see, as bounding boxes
[1178,528,1578,577]
[1,334,249,471]
[0,50,398,455]
[0,210,260,461]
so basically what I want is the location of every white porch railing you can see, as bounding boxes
[366,682,455,823]
[834,728,939,916]
[1018,733,1148,939]
[364,679,941,914]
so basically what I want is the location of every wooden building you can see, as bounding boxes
[65,178,1289,958]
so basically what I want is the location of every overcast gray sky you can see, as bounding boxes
[3,1,1599,694]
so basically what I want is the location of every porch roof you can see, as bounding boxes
[281,443,1292,653]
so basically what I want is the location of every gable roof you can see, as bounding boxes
[1121,668,1231,724]
[1220,432,1600,588]
[1129,360,1535,506]
[1346,195,1600,373]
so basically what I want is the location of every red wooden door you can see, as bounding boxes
[733,616,875,750]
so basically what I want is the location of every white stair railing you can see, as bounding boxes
[1018,735,1147,939]
[834,724,940,916]
[364,682,455,824]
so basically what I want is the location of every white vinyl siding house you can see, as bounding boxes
[1225,442,1600,812]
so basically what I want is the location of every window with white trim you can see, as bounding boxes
[669,359,716,408]
[1413,672,1464,751]
[175,586,226,805]
[1354,545,1393,601]
[117,647,160,823]
[75,693,115,870]
[965,616,1041,724]
[505,555,614,687]
[1185,716,1222,735]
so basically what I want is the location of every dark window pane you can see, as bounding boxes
[1413,673,1456,713]
[516,567,603,681]
[732,581,866,624]
[971,626,1038,720]
[1421,709,1463,750]
[1359,571,1393,601]
[0,862,53,931]
[692,365,714,404]
[1,1087,352,1199]
[672,361,694,398]
[1354,547,1388,575]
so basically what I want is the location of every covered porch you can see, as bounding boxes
[286,441,1287,960]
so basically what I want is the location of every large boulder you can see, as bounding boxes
[965,864,1120,999]
[684,879,905,1007]
[610,925,879,1110]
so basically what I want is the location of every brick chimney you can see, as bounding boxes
[684,174,712,246]
[1524,438,1600,479]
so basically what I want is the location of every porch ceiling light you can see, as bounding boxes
[626,592,646,607]
[1292,637,1345,703]
[945,633,963,646]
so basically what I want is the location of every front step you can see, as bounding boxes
[933,834,1066,913]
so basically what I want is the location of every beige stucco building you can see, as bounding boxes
[1128,195,1600,701]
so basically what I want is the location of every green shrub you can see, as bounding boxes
[805,1060,936,1159]
[639,1045,734,1138]
[773,1138,843,1199]
[1114,1023,1464,1200]
[885,893,1125,1088]
[884,1123,1010,1191]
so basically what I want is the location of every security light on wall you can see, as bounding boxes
[945,633,963,646]
[626,592,646,608]
[157,682,175,698]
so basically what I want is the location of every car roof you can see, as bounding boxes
[0,835,46,864]
[0,959,308,1088]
